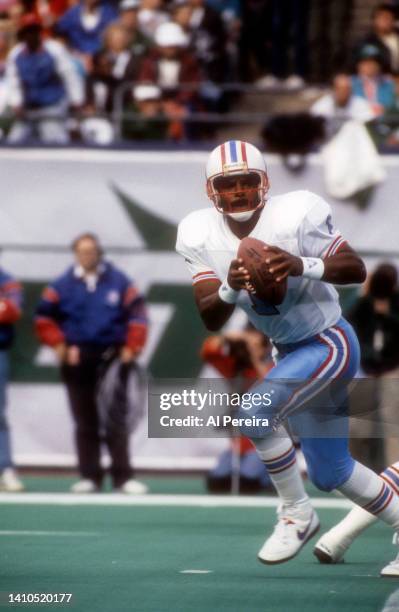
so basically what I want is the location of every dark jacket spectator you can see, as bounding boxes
[35,233,148,494]
[353,4,399,75]
[35,262,147,351]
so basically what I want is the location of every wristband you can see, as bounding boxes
[300,257,325,280]
[218,279,240,304]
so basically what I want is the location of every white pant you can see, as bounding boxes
[7,99,69,144]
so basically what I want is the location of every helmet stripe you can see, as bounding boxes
[229,140,237,162]
[241,141,247,163]
[220,143,226,166]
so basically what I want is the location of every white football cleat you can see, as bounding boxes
[0,468,24,492]
[258,504,320,564]
[313,526,353,564]
[380,556,399,577]
[70,479,99,493]
[116,479,148,495]
[381,533,399,577]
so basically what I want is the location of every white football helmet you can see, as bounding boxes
[206,140,269,220]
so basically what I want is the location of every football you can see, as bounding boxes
[237,237,287,305]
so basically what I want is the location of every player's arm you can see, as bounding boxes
[264,243,366,285]
[318,244,366,284]
[193,258,251,331]
[264,197,366,286]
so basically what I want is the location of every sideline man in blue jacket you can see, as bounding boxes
[0,266,23,492]
[35,233,148,494]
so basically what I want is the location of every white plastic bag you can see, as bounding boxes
[322,120,386,199]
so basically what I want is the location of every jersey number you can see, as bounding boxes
[249,293,280,316]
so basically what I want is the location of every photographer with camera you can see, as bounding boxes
[201,325,274,494]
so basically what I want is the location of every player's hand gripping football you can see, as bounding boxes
[263,246,303,282]
[227,258,255,292]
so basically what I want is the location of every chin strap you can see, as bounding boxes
[226,203,265,222]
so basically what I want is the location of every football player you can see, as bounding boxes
[314,461,399,576]
[176,140,399,568]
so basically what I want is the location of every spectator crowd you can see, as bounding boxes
[1,2,399,143]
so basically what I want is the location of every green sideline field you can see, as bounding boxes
[0,476,398,612]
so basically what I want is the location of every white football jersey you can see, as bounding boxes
[176,190,347,344]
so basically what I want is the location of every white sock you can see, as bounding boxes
[253,429,310,511]
[329,505,376,543]
[331,462,399,541]
[338,461,399,531]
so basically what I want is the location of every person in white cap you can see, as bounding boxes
[122,83,168,140]
[138,21,202,138]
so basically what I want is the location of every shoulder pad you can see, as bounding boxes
[177,208,215,250]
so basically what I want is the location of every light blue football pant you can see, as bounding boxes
[239,317,360,491]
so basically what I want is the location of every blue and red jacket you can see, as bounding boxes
[0,269,23,349]
[35,261,148,352]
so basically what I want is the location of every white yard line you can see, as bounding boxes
[0,530,98,536]
[0,493,353,509]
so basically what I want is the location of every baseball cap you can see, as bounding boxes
[154,22,189,47]
[133,84,162,101]
[18,13,42,32]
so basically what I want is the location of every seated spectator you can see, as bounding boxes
[6,14,84,144]
[138,22,202,114]
[311,74,376,126]
[122,83,168,140]
[352,45,396,116]
[137,0,168,41]
[56,0,118,71]
[353,3,399,75]
[118,0,151,59]
[88,23,139,112]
